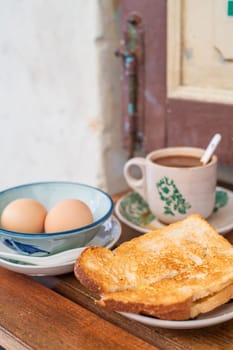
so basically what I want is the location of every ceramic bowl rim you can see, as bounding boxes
[0,181,114,238]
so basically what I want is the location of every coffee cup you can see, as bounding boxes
[123,147,217,224]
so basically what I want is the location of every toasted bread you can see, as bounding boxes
[74,214,233,320]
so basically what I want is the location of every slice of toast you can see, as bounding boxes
[74,214,233,320]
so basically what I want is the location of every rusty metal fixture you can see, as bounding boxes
[115,13,144,158]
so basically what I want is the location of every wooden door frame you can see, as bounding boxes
[120,0,233,164]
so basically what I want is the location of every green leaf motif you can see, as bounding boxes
[214,190,229,212]
[164,206,174,216]
[156,177,191,216]
[119,192,155,226]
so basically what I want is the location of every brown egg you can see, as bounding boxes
[44,199,93,234]
[1,198,47,233]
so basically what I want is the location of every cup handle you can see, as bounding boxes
[123,157,147,200]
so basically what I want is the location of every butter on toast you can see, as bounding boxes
[74,214,233,320]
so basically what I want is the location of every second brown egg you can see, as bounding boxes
[44,198,93,233]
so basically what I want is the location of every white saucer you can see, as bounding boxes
[115,186,233,235]
[0,216,121,276]
[120,301,233,329]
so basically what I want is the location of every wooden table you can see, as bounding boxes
[1,192,233,350]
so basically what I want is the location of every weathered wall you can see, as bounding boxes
[0,0,127,194]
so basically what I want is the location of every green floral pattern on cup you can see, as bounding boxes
[156,177,191,216]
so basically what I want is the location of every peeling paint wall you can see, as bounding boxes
[0,0,128,194]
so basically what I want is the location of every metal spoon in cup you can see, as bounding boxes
[200,133,222,165]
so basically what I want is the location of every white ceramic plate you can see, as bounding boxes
[120,301,233,329]
[0,216,121,276]
[115,186,233,235]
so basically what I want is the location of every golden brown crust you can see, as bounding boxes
[97,297,193,321]
[74,263,103,294]
[74,247,107,294]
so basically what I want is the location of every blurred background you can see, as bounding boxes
[0,0,127,194]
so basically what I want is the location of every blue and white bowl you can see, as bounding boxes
[0,182,114,256]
